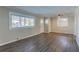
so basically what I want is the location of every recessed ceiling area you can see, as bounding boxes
[6,6,76,17]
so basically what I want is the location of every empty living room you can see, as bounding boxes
[0,6,79,52]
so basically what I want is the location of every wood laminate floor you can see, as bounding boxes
[0,32,79,52]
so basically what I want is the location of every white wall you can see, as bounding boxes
[40,18,44,33]
[75,7,79,35]
[48,17,52,32]
[0,7,41,46]
[74,7,79,46]
[51,16,74,34]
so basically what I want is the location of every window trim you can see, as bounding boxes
[9,12,35,30]
[57,17,68,27]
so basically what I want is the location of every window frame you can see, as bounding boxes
[57,17,68,27]
[9,12,35,30]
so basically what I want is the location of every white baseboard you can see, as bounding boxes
[0,40,17,46]
[51,31,74,35]
[19,33,41,40]
[0,33,41,46]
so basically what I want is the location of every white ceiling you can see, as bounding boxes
[6,6,76,17]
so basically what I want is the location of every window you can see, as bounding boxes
[57,18,68,27]
[45,18,48,24]
[12,15,20,28]
[25,18,34,26]
[20,17,25,27]
[10,12,35,29]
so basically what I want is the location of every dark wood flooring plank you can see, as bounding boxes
[0,32,78,52]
